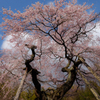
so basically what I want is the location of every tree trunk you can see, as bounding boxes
[53,68,76,100]
[78,70,100,100]
[21,45,83,100]
[14,69,27,100]
[52,60,82,100]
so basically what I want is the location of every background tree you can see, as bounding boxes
[0,0,100,100]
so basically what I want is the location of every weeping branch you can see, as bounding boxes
[78,56,100,83]
[78,70,100,100]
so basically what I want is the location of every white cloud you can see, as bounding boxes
[93,23,100,37]
[1,33,36,50]
[1,35,15,50]
[47,1,54,6]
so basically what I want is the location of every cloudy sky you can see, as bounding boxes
[0,0,100,49]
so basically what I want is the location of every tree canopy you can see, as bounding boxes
[0,0,100,100]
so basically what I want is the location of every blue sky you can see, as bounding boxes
[0,0,100,49]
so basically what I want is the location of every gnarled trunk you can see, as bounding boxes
[52,60,82,100]
[16,45,82,100]
[35,67,77,100]
[53,68,76,100]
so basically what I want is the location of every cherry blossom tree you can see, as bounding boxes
[0,0,100,100]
